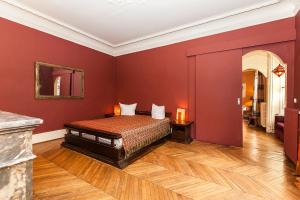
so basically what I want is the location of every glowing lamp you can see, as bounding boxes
[244,100,253,107]
[176,108,186,122]
[272,64,285,77]
[114,104,121,116]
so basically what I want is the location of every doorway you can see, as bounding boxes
[242,50,287,145]
[190,42,294,149]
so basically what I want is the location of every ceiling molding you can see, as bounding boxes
[113,0,297,56]
[291,0,300,14]
[114,0,280,47]
[1,0,299,57]
[0,0,115,55]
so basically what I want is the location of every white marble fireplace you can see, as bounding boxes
[0,111,42,200]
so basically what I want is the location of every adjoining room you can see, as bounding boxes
[242,50,287,151]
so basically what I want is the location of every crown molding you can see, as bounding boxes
[0,0,115,55]
[0,0,298,57]
[114,0,297,56]
[291,0,300,14]
[114,0,280,48]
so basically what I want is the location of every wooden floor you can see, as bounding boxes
[33,123,300,200]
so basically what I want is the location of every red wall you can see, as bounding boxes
[0,18,116,133]
[116,46,189,115]
[116,18,296,120]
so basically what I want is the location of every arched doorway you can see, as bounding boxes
[242,50,287,138]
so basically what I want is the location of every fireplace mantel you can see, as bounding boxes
[0,111,42,200]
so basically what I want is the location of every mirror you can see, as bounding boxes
[35,62,84,99]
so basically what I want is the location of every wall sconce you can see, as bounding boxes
[114,104,121,116]
[176,108,186,122]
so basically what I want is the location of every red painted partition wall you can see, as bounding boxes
[195,50,243,146]
[284,108,299,163]
[0,18,116,133]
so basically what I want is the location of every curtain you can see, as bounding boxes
[257,71,265,112]
[253,71,265,116]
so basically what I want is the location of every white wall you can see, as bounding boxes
[243,51,268,77]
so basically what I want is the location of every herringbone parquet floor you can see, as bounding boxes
[33,123,300,200]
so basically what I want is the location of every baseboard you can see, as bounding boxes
[32,129,66,144]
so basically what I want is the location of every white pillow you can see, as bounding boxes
[120,103,137,116]
[151,104,165,119]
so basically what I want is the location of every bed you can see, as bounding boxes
[62,111,171,168]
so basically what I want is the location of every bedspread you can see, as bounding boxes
[68,115,170,157]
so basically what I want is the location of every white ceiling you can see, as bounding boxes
[1,0,299,55]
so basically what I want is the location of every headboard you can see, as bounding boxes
[136,111,172,118]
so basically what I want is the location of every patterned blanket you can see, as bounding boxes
[68,115,170,157]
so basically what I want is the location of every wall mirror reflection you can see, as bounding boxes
[35,62,84,99]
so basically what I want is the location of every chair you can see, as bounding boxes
[248,112,260,127]
[243,106,252,121]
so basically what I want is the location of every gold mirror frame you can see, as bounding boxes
[35,61,84,99]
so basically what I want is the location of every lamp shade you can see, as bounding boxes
[176,108,186,122]
[114,104,121,116]
[272,64,285,77]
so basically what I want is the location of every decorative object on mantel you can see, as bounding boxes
[0,111,42,200]
[272,64,285,77]
[176,108,186,123]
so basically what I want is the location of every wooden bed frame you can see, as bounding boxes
[61,111,172,169]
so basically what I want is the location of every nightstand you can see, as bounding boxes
[170,121,193,144]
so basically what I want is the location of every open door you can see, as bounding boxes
[195,49,243,146]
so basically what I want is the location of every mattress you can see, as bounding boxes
[67,115,170,157]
